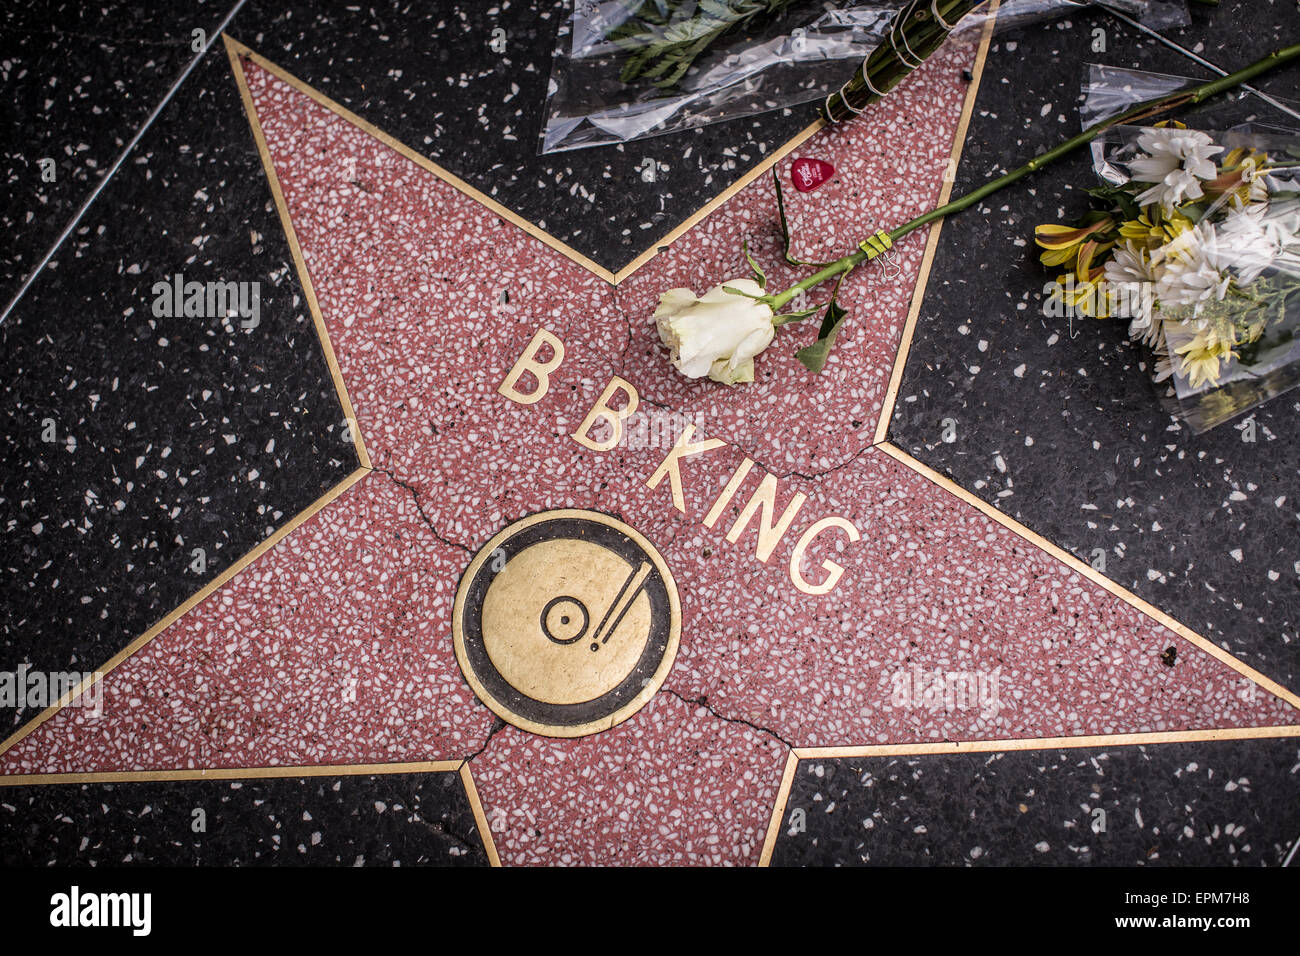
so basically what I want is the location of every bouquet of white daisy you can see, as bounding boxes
[1037,124,1300,431]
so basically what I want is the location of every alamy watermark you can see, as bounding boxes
[50,886,150,936]
[0,666,103,717]
[151,273,260,329]
[1041,276,1155,322]
[886,665,1004,719]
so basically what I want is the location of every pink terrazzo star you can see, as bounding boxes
[2,41,1295,866]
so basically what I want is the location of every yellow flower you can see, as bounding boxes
[1202,147,1270,205]
[1243,317,1267,344]
[1074,239,1112,281]
[1051,266,1112,318]
[1118,210,1194,248]
[1173,326,1237,389]
[1035,218,1114,268]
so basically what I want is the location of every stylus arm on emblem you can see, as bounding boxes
[590,561,651,651]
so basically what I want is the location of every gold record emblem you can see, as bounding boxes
[452,510,681,737]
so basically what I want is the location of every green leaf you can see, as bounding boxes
[605,0,794,92]
[609,34,649,53]
[773,166,794,255]
[619,50,655,82]
[772,305,820,325]
[772,167,836,269]
[1082,181,1143,224]
[640,50,684,82]
[795,276,850,373]
[1113,191,1140,221]
[742,240,766,290]
[698,0,736,18]
[654,31,718,87]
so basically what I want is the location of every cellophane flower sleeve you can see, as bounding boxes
[1089,123,1300,432]
[539,0,1187,154]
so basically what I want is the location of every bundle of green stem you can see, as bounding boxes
[821,0,983,123]
[822,0,1228,123]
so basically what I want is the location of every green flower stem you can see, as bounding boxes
[767,41,1300,313]
[769,255,862,311]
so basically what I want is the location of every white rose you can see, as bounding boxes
[654,279,776,385]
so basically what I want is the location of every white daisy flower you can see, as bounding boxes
[1103,239,1159,339]
[1153,221,1231,313]
[1216,198,1300,282]
[1129,128,1223,213]
[1151,335,1175,383]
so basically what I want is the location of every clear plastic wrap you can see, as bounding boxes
[541,1,899,153]
[539,0,1189,154]
[1071,65,1300,431]
[958,0,1187,37]
[1082,62,1300,132]
[1084,124,1300,432]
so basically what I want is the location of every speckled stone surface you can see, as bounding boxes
[0,769,489,865]
[472,694,789,866]
[1,1,243,308]
[4,40,1295,868]
[770,737,1300,866]
[1,470,497,769]
[4,4,1299,868]
[889,4,1300,693]
[226,0,825,274]
[0,48,358,738]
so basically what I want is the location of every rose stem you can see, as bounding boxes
[768,41,1300,311]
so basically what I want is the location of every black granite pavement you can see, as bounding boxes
[0,44,357,738]
[0,769,490,865]
[2,1,244,311]
[889,2,1300,694]
[771,737,1300,865]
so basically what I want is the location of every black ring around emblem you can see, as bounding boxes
[458,514,674,729]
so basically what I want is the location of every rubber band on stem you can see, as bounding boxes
[893,19,926,67]
[931,0,958,30]
[888,27,924,69]
[824,59,881,123]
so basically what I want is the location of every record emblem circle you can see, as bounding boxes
[452,510,681,738]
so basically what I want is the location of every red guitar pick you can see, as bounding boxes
[790,157,834,192]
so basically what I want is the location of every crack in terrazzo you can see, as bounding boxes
[461,716,508,765]
[599,320,884,484]
[608,284,639,375]
[369,465,473,554]
[661,687,794,750]
[759,441,878,483]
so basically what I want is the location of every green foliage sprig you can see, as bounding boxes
[607,0,799,89]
